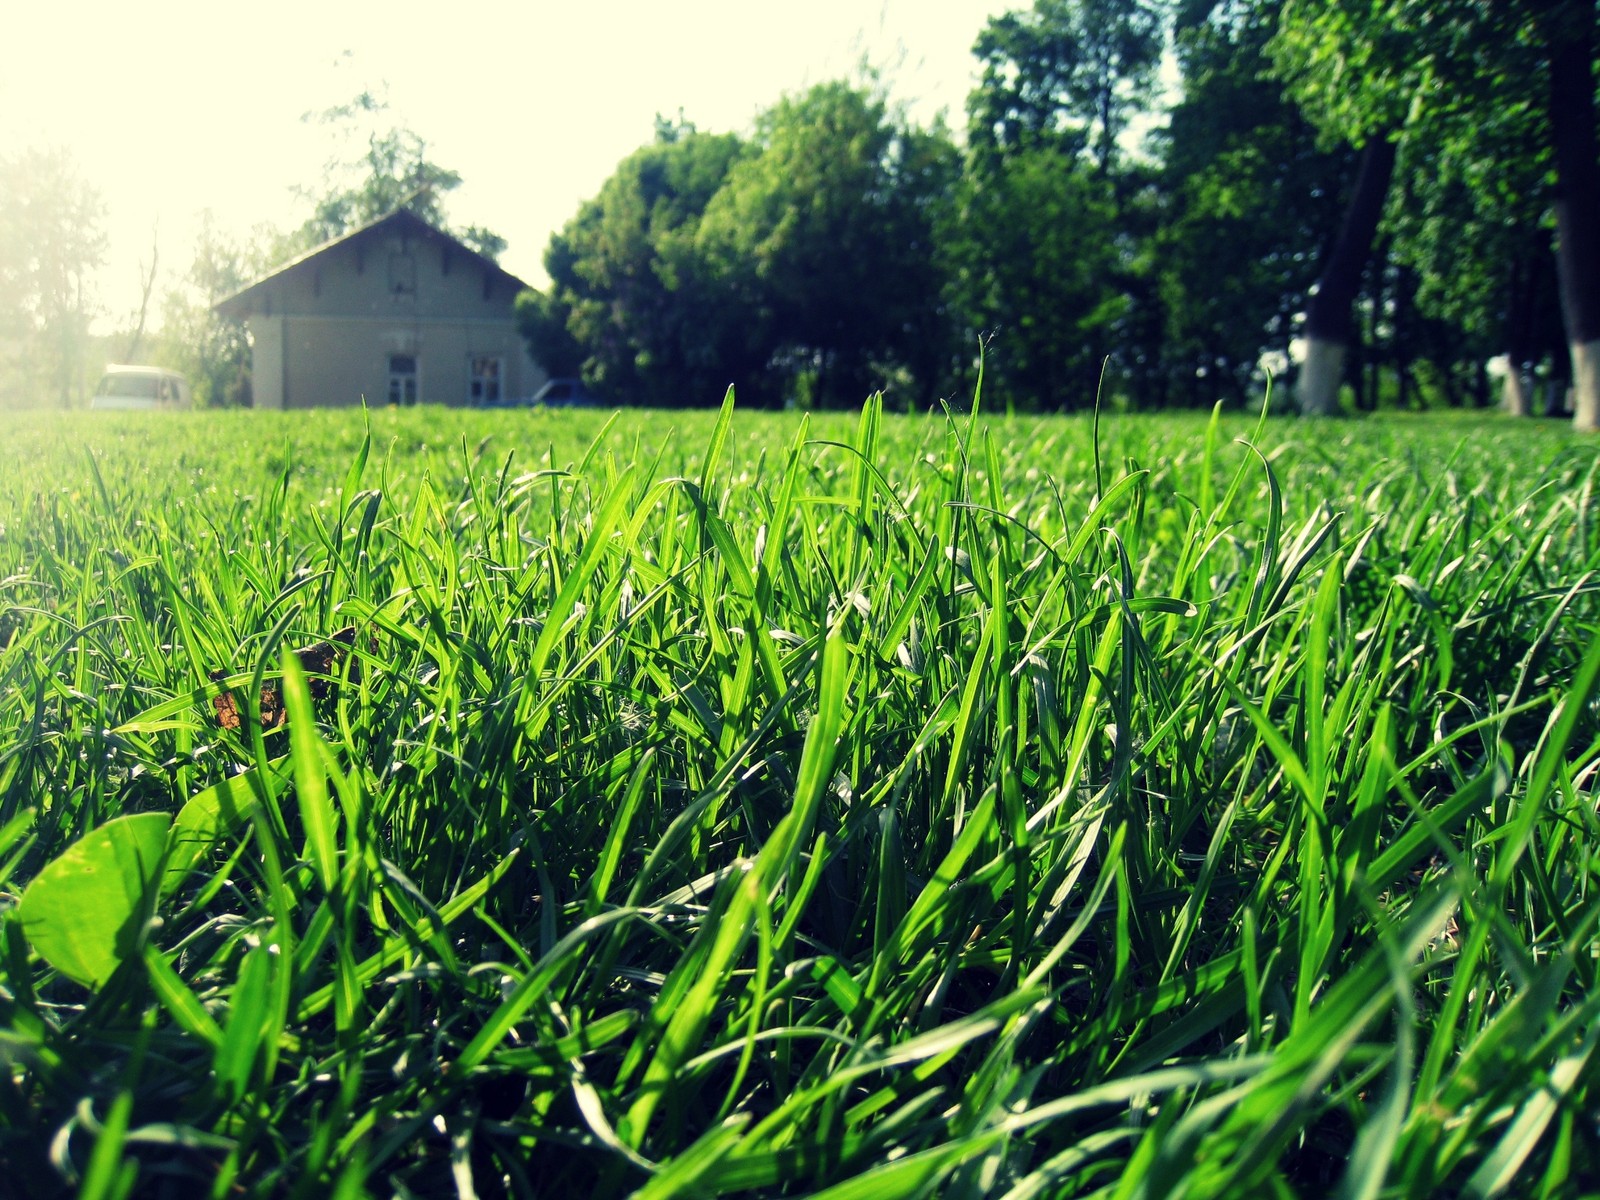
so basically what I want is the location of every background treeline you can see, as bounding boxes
[517,0,1600,422]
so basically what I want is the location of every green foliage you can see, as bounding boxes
[969,0,1165,173]
[1270,0,1576,388]
[513,286,584,381]
[151,212,266,408]
[17,813,168,988]
[2,403,1600,1195]
[1269,0,1429,144]
[283,87,503,260]
[950,0,1169,410]
[528,91,962,409]
[697,83,962,408]
[1155,0,1352,403]
[528,118,754,406]
[516,1,1580,413]
[944,148,1126,409]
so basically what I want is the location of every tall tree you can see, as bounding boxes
[1298,135,1397,415]
[1537,0,1600,429]
[1383,86,1562,415]
[953,0,1166,409]
[0,147,106,409]
[286,88,503,259]
[945,149,1126,409]
[154,214,266,407]
[519,118,752,407]
[1156,0,1352,407]
[970,0,1165,175]
[696,83,961,408]
[1268,2,1424,414]
[1273,0,1600,427]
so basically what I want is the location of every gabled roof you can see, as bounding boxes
[213,207,530,318]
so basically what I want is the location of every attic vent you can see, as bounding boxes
[390,253,416,296]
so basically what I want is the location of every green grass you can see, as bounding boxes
[1,398,1599,1198]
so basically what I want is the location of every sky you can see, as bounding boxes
[2,0,1016,328]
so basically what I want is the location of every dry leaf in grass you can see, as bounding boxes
[208,626,359,731]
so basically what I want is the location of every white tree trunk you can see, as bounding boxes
[1503,368,1534,416]
[1575,338,1600,431]
[1299,336,1346,416]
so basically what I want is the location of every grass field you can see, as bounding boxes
[2,398,1599,1198]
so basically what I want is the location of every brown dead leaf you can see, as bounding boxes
[208,626,359,731]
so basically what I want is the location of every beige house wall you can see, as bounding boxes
[250,318,286,410]
[246,314,542,408]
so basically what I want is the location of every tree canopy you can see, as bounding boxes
[517,0,1598,424]
[522,93,962,410]
[286,89,506,261]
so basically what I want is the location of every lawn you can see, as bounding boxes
[2,399,1598,1198]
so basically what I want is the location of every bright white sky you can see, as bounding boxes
[2,0,1015,328]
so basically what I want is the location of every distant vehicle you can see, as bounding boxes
[532,378,601,408]
[90,365,191,411]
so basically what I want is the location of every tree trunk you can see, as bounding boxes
[1298,339,1346,417]
[123,225,160,364]
[1503,249,1543,415]
[1503,369,1534,416]
[1392,260,1417,410]
[1299,137,1398,416]
[1541,1,1600,431]
[1544,374,1570,418]
[1473,360,1491,408]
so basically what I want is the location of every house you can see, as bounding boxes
[215,209,546,409]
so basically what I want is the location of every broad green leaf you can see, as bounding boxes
[18,812,170,988]
[162,758,289,897]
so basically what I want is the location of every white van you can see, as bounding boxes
[90,365,192,410]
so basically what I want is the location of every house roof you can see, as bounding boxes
[213,207,531,318]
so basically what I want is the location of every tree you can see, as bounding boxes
[513,288,583,382]
[0,147,106,408]
[1266,2,1427,414]
[944,148,1126,410]
[1382,83,1563,415]
[527,92,961,410]
[1537,0,1600,429]
[1298,135,1397,415]
[285,88,501,260]
[520,118,752,407]
[970,0,1165,176]
[122,223,161,365]
[1272,0,1600,428]
[696,82,961,408]
[153,214,265,407]
[1154,0,1353,408]
[951,0,1167,410]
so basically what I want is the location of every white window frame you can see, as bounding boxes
[469,355,503,405]
[388,354,419,405]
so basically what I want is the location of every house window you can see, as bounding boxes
[388,355,418,405]
[389,253,416,296]
[469,356,502,405]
